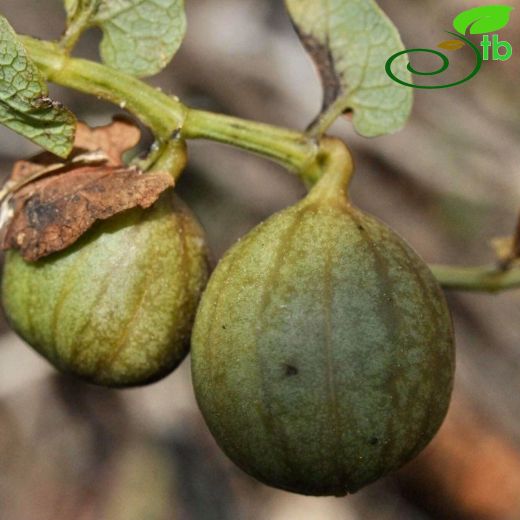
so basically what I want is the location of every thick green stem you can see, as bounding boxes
[146,139,187,181]
[184,109,320,181]
[21,37,187,140]
[21,37,320,181]
[431,264,520,293]
[307,98,348,139]
[305,137,354,201]
[59,0,98,52]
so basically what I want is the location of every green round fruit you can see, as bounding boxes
[191,149,455,496]
[2,191,209,387]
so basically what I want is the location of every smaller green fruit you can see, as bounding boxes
[2,191,209,387]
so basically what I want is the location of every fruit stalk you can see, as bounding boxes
[431,264,520,292]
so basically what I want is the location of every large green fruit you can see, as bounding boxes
[191,143,455,496]
[2,191,209,387]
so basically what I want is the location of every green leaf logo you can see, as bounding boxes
[453,5,513,35]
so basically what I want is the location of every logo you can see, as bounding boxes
[386,5,514,89]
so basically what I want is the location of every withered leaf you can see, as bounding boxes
[9,115,141,186]
[2,165,173,261]
[1,118,174,261]
[74,116,141,166]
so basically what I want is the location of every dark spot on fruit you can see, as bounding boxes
[284,364,299,377]
[222,325,226,330]
[357,224,365,231]
[369,437,379,446]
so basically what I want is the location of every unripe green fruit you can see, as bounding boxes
[191,148,455,496]
[2,191,209,387]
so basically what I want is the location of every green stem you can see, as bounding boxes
[305,137,354,200]
[22,37,187,141]
[184,109,320,181]
[431,264,520,293]
[59,0,97,52]
[307,98,348,139]
[146,139,187,181]
[21,36,320,182]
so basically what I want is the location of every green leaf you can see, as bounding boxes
[285,0,412,138]
[92,0,187,77]
[453,5,514,35]
[0,16,76,158]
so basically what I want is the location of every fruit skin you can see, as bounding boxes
[191,176,455,496]
[2,191,209,387]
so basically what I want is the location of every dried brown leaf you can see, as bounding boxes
[74,116,141,166]
[2,165,173,261]
[1,118,174,261]
[9,115,140,186]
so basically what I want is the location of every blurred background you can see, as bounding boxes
[0,0,519,518]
